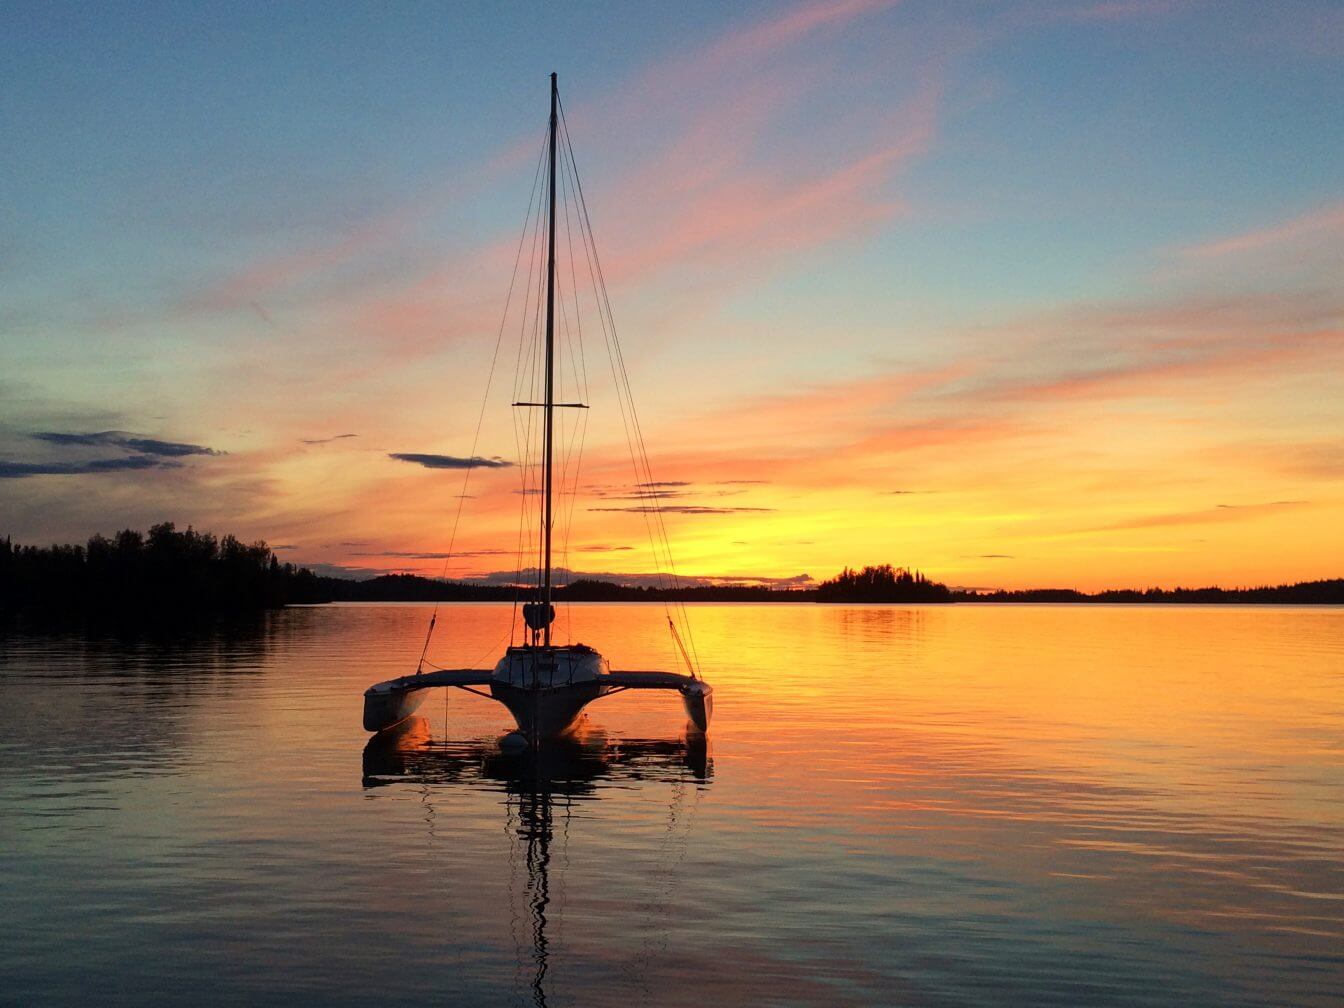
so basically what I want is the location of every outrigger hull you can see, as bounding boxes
[363,667,496,733]
[680,679,713,733]
[362,685,428,733]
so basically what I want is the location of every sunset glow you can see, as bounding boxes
[3,1,1341,590]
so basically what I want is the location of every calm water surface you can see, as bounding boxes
[2,603,1342,1006]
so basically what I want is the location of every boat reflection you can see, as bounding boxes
[361,718,711,1006]
[361,716,711,789]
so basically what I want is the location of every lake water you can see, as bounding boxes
[2,602,1341,1007]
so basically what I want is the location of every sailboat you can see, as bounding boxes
[363,74,713,744]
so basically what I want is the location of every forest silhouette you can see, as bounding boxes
[0,523,321,615]
[3,527,1341,617]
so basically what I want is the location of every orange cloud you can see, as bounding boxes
[74,2,1338,594]
[1087,500,1310,533]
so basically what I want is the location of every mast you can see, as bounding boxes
[541,71,558,647]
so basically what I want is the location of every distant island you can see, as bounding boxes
[3,526,1341,617]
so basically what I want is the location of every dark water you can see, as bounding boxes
[2,603,1341,1006]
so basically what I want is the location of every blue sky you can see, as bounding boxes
[2,0,1341,588]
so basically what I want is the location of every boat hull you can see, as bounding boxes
[363,686,428,733]
[490,680,604,739]
[361,648,711,740]
[681,680,713,733]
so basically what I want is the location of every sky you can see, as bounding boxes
[2,0,1342,591]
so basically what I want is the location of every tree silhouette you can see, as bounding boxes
[0,523,325,615]
[815,564,952,602]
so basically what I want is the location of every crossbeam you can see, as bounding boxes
[598,670,699,689]
[368,668,493,694]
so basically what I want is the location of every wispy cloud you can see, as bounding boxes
[696,0,899,70]
[351,548,514,559]
[0,456,183,479]
[313,0,941,364]
[588,505,776,515]
[388,453,514,470]
[1255,440,1344,480]
[1,429,224,481]
[1180,200,1344,259]
[1090,500,1310,533]
[594,491,694,501]
[590,284,1344,514]
[301,433,358,445]
[33,431,223,457]
[597,85,939,291]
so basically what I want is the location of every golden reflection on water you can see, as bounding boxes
[344,603,1344,1001]
[361,717,710,1007]
[2,602,1342,1006]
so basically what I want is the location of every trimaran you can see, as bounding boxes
[363,74,713,744]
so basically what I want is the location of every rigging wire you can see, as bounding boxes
[555,105,678,656]
[509,141,554,643]
[557,97,704,678]
[417,124,549,671]
[552,153,593,645]
[418,86,707,681]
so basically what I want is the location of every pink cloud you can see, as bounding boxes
[984,331,1343,405]
[1179,201,1344,259]
[180,0,908,326]
[708,0,899,63]
[294,1,943,368]
[179,145,541,319]
[601,98,936,288]
[620,0,901,99]
[182,211,415,314]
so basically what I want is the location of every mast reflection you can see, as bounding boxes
[361,719,711,1005]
